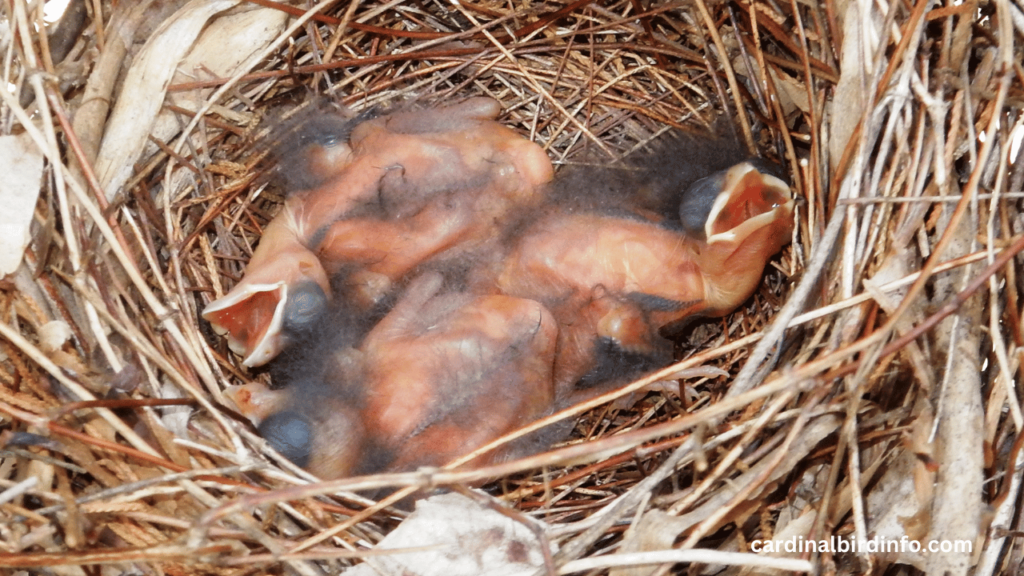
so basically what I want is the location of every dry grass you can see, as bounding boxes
[1,0,1023,574]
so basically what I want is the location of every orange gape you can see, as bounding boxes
[203,98,554,367]
[227,273,559,478]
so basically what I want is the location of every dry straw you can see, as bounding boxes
[1,0,1022,574]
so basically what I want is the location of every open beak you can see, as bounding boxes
[203,208,330,367]
[204,281,291,367]
[678,161,795,316]
[703,162,794,248]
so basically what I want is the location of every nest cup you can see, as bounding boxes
[1,1,1022,574]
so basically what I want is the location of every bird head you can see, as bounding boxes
[684,162,795,315]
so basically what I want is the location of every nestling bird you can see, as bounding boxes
[229,272,561,478]
[203,98,554,367]
[472,134,795,392]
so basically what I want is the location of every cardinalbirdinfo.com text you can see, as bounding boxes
[751,535,973,555]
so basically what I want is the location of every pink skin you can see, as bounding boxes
[313,104,553,290]
[354,273,558,474]
[475,163,794,387]
[221,152,794,480]
[203,98,553,366]
[228,273,559,478]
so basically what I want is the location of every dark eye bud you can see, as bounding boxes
[283,282,328,335]
[259,411,313,468]
[678,172,726,238]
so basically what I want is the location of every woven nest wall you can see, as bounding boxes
[2,0,1023,574]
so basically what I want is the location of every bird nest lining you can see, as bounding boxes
[1,0,1023,575]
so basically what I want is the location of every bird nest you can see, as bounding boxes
[2,0,1023,574]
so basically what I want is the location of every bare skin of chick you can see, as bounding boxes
[204,98,553,366]
[313,105,553,294]
[353,272,558,474]
[229,273,559,479]
[474,160,794,391]
[225,129,795,483]
[499,163,793,321]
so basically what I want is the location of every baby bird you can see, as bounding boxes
[204,98,554,367]
[498,162,793,321]
[474,134,795,391]
[229,272,561,478]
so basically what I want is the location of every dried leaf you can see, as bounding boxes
[0,132,44,276]
[38,321,72,353]
[610,510,679,576]
[828,0,883,172]
[922,199,984,575]
[146,6,289,160]
[343,491,551,576]
[93,0,243,200]
[732,57,809,116]
[864,448,930,570]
